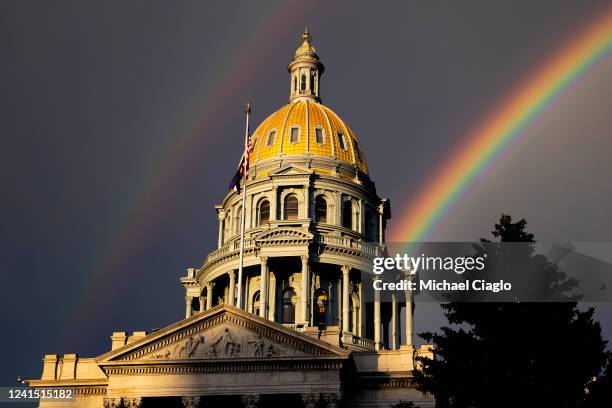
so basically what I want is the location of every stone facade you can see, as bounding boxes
[28,29,434,407]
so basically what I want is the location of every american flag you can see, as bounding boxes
[229,135,253,193]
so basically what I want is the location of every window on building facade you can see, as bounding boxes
[266,130,276,147]
[337,132,347,150]
[284,195,299,220]
[314,195,327,223]
[301,74,306,92]
[252,291,260,316]
[313,288,328,327]
[315,127,325,144]
[235,206,242,235]
[258,199,270,225]
[310,70,316,93]
[290,127,300,144]
[282,288,296,323]
[342,200,353,229]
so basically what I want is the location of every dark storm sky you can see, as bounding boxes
[1,0,611,386]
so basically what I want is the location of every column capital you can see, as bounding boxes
[181,396,200,408]
[206,281,216,289]
[260,255,269,264]
[300,254,309,264]
[228,269,236,279]
[241,394,260,408]
[103,398,122,408]
[301,393,317,408]
[321,392,341,408]
[123,397,143,408]
[341,264,351,275]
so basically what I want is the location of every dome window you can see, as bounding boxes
[315,127,325,144]
[337,132,347,150]
[266,130,276,147]
[289,126,300,144]
[300,74,306,92]
[258,199,270,225]
[314,195,327,223]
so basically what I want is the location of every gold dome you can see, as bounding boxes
[248,99,368,175]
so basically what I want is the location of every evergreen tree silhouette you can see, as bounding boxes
[413,215,608,407]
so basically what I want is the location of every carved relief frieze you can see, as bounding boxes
[141,323,305,360]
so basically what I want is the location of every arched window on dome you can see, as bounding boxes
[313,288,328,327]
[266,130,276,147]
[337,132,347,150]
[300,74,306,92]
[315,127,325,144]
[284,195,299,220]
[342,200,353,230]
[258,199,270,225]
[290,126,300,144]
[294,76,297,93]
[314,195,327,223]
[282,288,297,323]
[252,291,261,316]
[235,206,242,235]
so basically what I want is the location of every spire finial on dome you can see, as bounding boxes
[301,27,311,43]
[288,28,324,103]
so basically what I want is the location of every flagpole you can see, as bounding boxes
[236,101,250,309]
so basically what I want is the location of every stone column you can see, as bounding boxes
[405,287,414,347]
[185,296,192,319]
[391,294,399,350]
[304,184,310,219]
[181,396,200,408]
[373,276,381,349]
[241,394,260,408]
[378,203,385,244]
[270,186,278,220]
[269,272,276,321]
[260,256,269,318]
[358,281,364,337]
[206,282,215,309]
[228,270,236,307]
[341,265,350,333]
[300,255,310,325]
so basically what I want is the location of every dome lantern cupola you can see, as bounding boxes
[288,28,324,103]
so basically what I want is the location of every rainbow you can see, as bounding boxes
[64,0,318,345]
[389,8,612,243]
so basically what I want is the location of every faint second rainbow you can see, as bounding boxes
[390,8,612,242]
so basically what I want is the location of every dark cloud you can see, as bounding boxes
[1,0,610,387]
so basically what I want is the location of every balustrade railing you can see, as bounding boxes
[203,233,381,267]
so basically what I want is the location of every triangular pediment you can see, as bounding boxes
[267,164,313,177]
[97,305,348,363]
